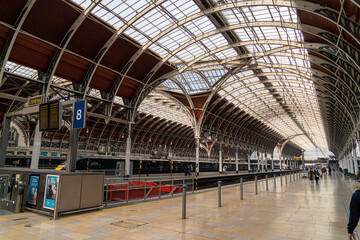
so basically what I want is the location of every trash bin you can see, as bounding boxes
[344,169,348,175]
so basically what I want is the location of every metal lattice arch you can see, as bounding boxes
[1,0,360,162]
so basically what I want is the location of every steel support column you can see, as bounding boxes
[0,117,11,167]
[66,128,80,172]
[30,120,42,169]
[195,137,200,175]
[125,123,133,177]
[235,147,239,173]
[219,143,223,173]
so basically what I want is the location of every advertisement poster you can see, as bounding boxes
[43,175,59,210]
[27,175,40,206]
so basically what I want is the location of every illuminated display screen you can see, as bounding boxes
[39,101,62,131]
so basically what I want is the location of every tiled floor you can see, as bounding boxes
[0,172,356,240]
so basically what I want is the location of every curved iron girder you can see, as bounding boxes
[156,123,185,148]
[145,120,191,151]
[0,0,35,86]
[129,31,360,137]
[44,1,101,98]
[79,0,166,98]
[171,128,195,151]
[141,120,168,150]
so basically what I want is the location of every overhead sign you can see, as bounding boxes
[29,96,42,106]
[73,100,86,129]
[39,101,62,131]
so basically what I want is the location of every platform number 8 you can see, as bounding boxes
[76,109,82,120]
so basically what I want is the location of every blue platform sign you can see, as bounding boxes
[73,100,86,129]
[43,175,59,210]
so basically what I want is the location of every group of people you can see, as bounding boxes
[306,166,333,183]
[184,164,193,176]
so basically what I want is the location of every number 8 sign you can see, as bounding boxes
[73,100,86,129]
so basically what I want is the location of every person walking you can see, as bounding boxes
[309,169,314,183]
[348,177,360,240]
[184,164,189,176]
[314,169,320,184]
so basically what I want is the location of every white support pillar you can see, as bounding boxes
[344,153,349,174]
[219,143,223,173]
[30,120,42,169]
[353,141,358,176]
[247,152,251,172]
[271,154,274,171]
[279,156,282,171]
[261,152,265,172]
[257,151,260,172]
[125,123,132,177]
[235,147,239,173]
[349,149,354,175]
[195,137,200,175]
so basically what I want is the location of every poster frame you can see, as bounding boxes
[43,174,59,210]
[27,174,40,206]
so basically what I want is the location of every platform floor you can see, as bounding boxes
[0,172,355,240]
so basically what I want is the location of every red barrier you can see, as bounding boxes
[109,181,182,201]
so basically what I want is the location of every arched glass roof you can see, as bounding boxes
[137,92,193,127]
[66,0,329,152]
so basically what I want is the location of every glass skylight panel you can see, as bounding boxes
[4,61,19,72]
[162,0,200,21]
[215,48,238,59]
[9,63,37,79]
[184,16,216,37]
[124,27,149,45]
[203,69,228,86]
[201,34,228,51]
[156,28,192,53]
[114,96,123,105]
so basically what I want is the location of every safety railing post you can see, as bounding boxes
[280,173,282,186]
[285,173,288,184]
[218,181,222,207]
[182,184,187,219]
[240,178,243,200]
[290,172,292,183]
[266,175,268,191]
[126,181,129,203]
[192,178,194,194]
[273,174,276,188]
[159,179,162,199]
[105,178,109,207]
[293,172,295,181]
[144,179,147,201]
[172,179,174,197]
[255,176,258,195]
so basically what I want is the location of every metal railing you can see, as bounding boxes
[104,176,194,207]
[103,171,301,209]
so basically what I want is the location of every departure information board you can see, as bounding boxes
[39,101,62,131]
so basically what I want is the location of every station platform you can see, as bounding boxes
[132,170,281,179]
[0,171,355,240]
